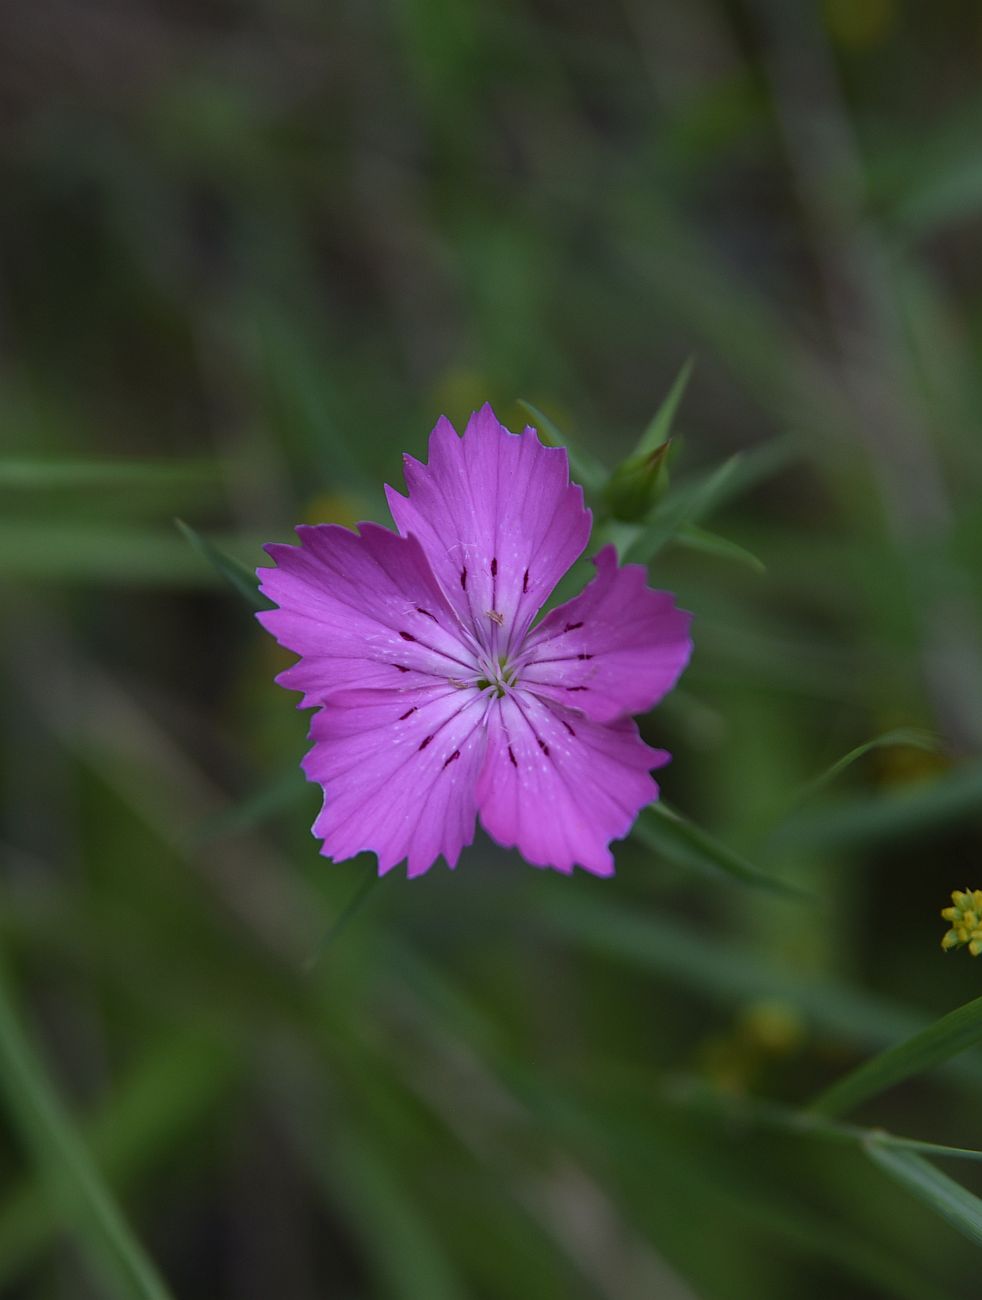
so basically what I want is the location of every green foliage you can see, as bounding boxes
[3,1,982,1296]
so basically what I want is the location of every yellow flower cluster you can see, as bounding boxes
[940,890,982,956]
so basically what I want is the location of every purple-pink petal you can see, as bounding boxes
[384,404,592,655]
[257,522,478,709]
[518,545,693,724]
[475,692,668,876]
[304,684,489,876]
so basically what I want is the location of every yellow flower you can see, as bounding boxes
[940,889,982,957]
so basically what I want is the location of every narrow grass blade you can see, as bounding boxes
[633,802,807,899]
[674,524,766,573]
[0,963,175,1300]
[793,727,939,807]
[516,400,606,489]
[811,995,982,1117]
[541,895,982,1090]
[865,1143,982,1249]
[664,1077,982,1164]
[304,871,382,971]
[771,758,982,852]
[175,518,266,610]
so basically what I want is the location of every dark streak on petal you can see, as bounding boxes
[419,734,433,750]
[577,653,593,660]
[537,738,550,757]
[399,630,416,642]
[565,621,584,632]
[491,556,498,577]
[415,607,437,621]
[508,745,518,768]
[442,750,460,768]
[568,686,588,692]
[399,707,417,720]
[460,567,468,590]
[562,720,576,737]
[522,568,529,593]
[394,664,410,673]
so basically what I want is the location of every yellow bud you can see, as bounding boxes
[940,889,982,956]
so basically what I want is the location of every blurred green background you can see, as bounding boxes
[2,0,982,1296]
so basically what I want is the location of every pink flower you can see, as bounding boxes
[257,405,692,878]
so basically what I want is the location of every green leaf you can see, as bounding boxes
[792,727,939,807]
[634,357,693,458]
[0,962,175,1300]
[623,433,798,565]
[674,524,766,573]
[540,896,982,1090]
[175,518,266,610]
[865,1143,982,1249]
[665,1077,982,1165]
[516,400,606,490]
[633,802,808,899]
[811,995,982,1118]
[770,757,982,852]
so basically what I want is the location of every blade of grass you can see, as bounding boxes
[793,727,940,807]
[0,1030,236,1292]
[770,757,982,852]
[0,961,175,1300]
[674,524,766,573]
[541,895,982,1089]
[865,1143,982,1249]
[516,400,606,490]
[633,802,808,900]
[175,518,266,610]
[811,995,982,1118]
[661,1077,982,1164]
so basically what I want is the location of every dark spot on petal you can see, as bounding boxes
[568,686,588,692]
[565,621,584,632]
[522,568,529,593]
[399,630,416,642]
[537,738,550,756]
[442,750,460,768]
[394,665,410,673]
[460,567,467,590]
[508,745,518,767]
[562,720,576,737]
[577,653,593,660]
[419,734,433,750]
[399,707,417,720]
[415,606,436,621]
[491,556,498,577]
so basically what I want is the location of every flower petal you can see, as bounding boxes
[256,522,480,709]
[304,685,489,876]
[518,545,692,723]
[385,405,591,655]
[475,691,667,876]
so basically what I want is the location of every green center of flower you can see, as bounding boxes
[476,655,517,698]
